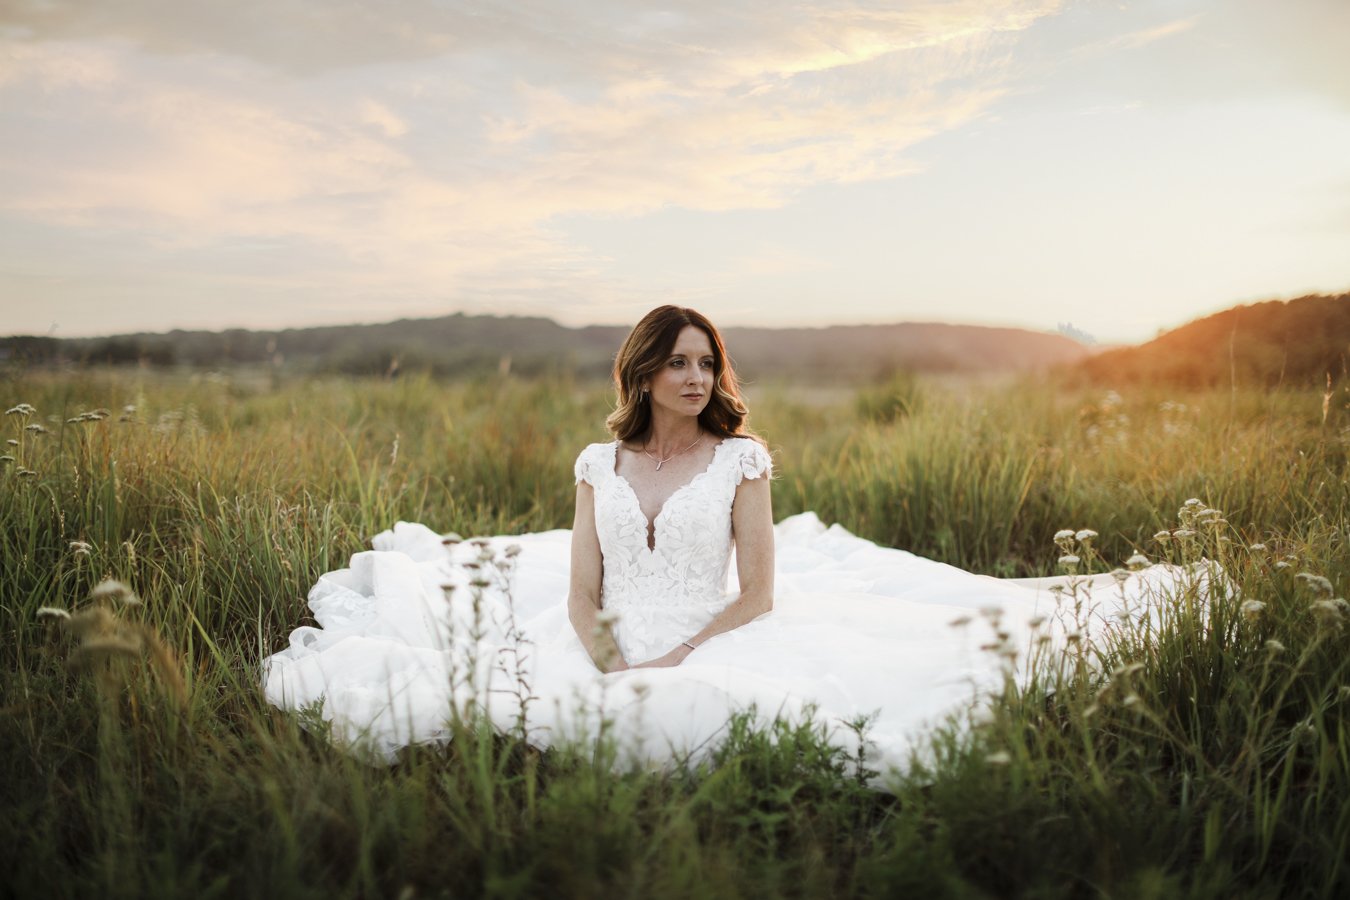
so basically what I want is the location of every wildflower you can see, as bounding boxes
[1125,552,1150,571]
[0,455,13,464]
[5,404,36,416]
[1065,630,1083,644]
[1058,554,1081,570]
[1296,573,1335,597]
[90,579,139,606]
[1274,561,1291,570]
[37,607,71,620]
[1183,498,1203,508]
[24,423,48,434]
[1240,599,1266,620]
[1310,599,1345,624]
[1265,639,1286,653]
[1053,529,1076,542]
[985,750,1012,766]
[1075,529,1098,543]
[441,532,464,546]
[69,541,92,557]
[1027,615,1047,629]
[1153,531,1172,542]
[1249,543,1266,552]
[504,544,522,558]
[17,468,36,478]
[1122,693,1141,707]
[1173,529,1196,539]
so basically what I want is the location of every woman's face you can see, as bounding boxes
[642,325,715,421]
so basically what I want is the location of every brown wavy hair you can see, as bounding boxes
[605,306,760,444]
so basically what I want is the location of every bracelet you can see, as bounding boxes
[681,640,698,651]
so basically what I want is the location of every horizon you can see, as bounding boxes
[3,1,1349,344]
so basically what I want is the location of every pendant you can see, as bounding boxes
[655,460,664,471]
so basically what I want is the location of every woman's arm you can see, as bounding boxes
[632,473,774,668]
[567,481,628,673]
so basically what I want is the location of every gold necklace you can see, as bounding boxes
[642,432,703,471]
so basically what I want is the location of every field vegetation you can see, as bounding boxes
[2,366,1347,898]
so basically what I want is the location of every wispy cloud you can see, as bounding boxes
[1,1,1062,328]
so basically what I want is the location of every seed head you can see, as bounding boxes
[1249,543,1266,552]
[69,540,92,557]
[1240,599,1266,620]
[1153,530,1172,542]
[37,606,71,621]
[1125,552,1150,571]
[1310,598,1345,624]
[1265,639,1286,653]
[1296,573,1335,597]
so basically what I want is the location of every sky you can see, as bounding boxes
[1,0,1348,344]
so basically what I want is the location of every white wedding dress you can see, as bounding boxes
[263,437,1205,776]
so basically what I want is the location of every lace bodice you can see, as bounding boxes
[574,437,773,662]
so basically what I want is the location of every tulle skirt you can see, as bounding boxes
[262,513,1208,777]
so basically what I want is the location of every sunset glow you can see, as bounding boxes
[1,0,1347,342]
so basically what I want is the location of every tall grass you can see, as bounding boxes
[1,367,1346,898]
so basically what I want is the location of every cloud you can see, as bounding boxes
[0,1,1064,329]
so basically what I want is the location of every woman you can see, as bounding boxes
[566,306,775,674]
[262,307,1189,773]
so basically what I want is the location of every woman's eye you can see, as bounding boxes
[700,360,714,369]
[671,359,684,367]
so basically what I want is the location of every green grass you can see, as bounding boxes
[1,367,1347,898]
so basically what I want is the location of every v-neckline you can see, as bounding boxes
[611,438,729,553]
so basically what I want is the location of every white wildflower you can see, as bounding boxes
[37,607,71,620]
[1125,553,1150,571]
[1058,554,1081,569]
[1053,529,1076,542]
[69,540,92,556]
[1075,529,1098,543]
[1240,599,1266,620]
[1249,543,1266,552]
[1265,639,1286,653]
[1296,573,1335,597]
[1173,529,1196,539]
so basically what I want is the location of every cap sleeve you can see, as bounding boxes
[734,439,773,485]
[574,442,609,487]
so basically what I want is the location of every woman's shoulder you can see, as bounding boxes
[574,440,617,486]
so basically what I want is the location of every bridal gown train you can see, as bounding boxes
[262,437,1204,775]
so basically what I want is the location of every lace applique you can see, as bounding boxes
[571,437,771,662]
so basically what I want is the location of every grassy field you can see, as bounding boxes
[2,366,1347,898]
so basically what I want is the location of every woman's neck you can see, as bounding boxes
[640,411,704,457]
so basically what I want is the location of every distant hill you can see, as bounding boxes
[1,313,1090,382]
[1070,293,1350,388]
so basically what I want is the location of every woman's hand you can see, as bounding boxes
[632,644,694,669]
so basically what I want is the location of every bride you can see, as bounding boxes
[263,306,1190,775]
